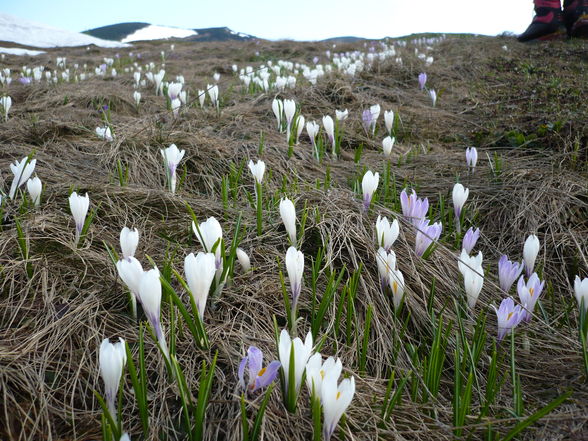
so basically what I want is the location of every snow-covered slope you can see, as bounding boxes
[0,13,127,48]
[121,25,198,43]
[0,47,45,56]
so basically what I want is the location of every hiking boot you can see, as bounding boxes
[518,0,566,42]
[564,0,588,37]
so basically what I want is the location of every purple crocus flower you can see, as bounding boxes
[238,346,281,394]
[19,76,32,85]
[517,273,545,323]
[415,219,442,257]
[313,56,319,64]
[100,63,107,73]
[362,109,373,135]
[462,227,480,254]
[492,297,523,341]
[400,189,429,227]
[418,72,427,90]
[498,255,524,293]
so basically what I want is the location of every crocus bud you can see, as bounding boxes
[458,249,484,308]
[452,183,469,220]
[322,115,335,148]
[193,217,223,268]
[361,170,379,211]
[120,227,139,259]
[418,72,427,90]
[198,89,206,107]
[207,84,219,107]
[133,90,141,106]
[171,98,181,117]
[389,268,405,309]
[429,89,437,107]
[461,227,480,254]
[574,276,588,312]
[335,109,348,121]
[139,268,169,359]
[382,136,395,157]
[99,337,127,420]
[283,99,296,126]
[523,234,540,277]
[1,95,11,121]
[184,252,216,319]
[279,198,297,245]
[26,176,42,207]
[375,215,399,251]
[69,192,90,243]
[498,255,523,293]
[286,247,304,306]
[248,159,265,184]
[236,247,251,272]
[384,110,394,134]
[295,114,305,144]
[466,147,478,170]
[9,156,36,199]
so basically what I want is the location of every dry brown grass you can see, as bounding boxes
[1,35,588,441]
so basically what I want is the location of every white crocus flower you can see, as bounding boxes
[26,176,42,207]
[278,329,314,398]
[160,144,185,194]
[99,338,127,421]
[69,192,90,244]
[280,198,297,245]
[384,110,394,134]
[120,227,139,259]
[458,249,484,308]
[9,156,37,199]
[321,374,355,441]
[574,276,588,312]
[361,170,379,211]
[248,159,265,184]
[96,126,113,142]
[272,98,283,130]
[523,234,540,277]
[192,217,223,269]
[335,109,348,121]
[305,353,342,398]
[184,252,217,319]
[375,215,399,251]
[382,136,395,157]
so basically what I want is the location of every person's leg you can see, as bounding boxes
[518,0,566,42]
[564,0,588,37]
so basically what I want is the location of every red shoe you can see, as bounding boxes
[518,0,567,42]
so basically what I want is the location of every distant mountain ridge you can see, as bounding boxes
[84,22,256,43]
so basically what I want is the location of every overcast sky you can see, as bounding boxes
[2,0,534,40]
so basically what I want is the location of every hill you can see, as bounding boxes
[85,22,255,43]
[0,13,126,48]
[0,35,587,441]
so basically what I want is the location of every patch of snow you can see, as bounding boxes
[0,47,45,56]
[122,25,197,43]
[0,13,127,48]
